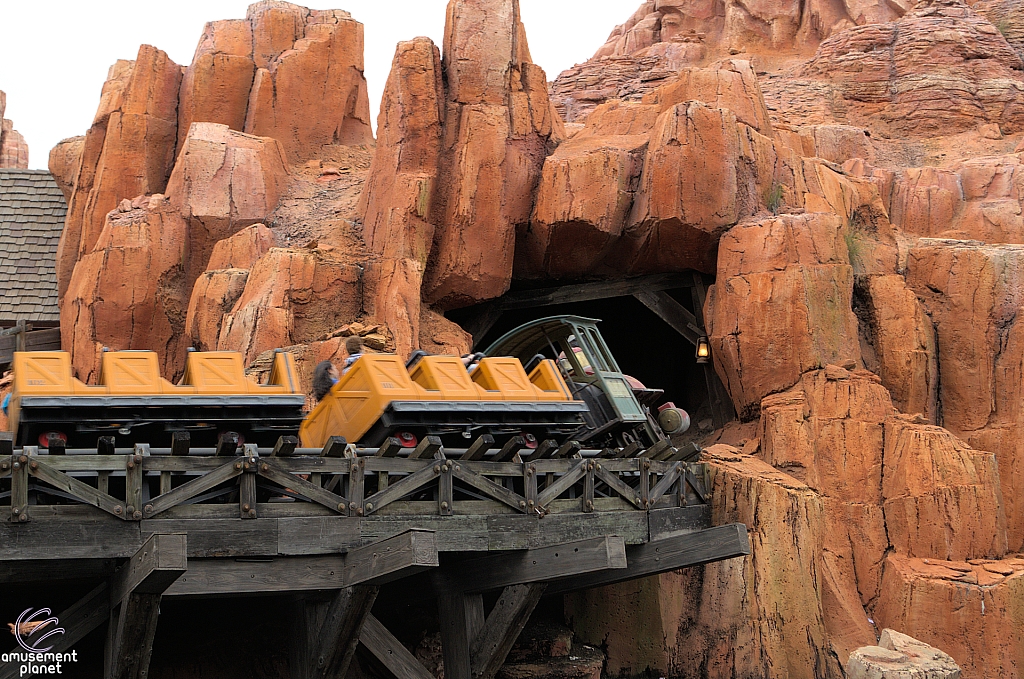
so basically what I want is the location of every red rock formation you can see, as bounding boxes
[907,240,1024,551]
[0,90,29,169]
[185,224,275,351]
[706,213,862,416]
[671,446,844,678]
[61,197,190,382]
[47,137,85,202]
[243,1,372,162]
[641,59,773,134]
[177,19,256,153]
[217,247,363,364]
[421,0,565,309]
[359,37,444,358]
[165,122,288,279]
[882,416,1008,560]
[774,0,1024,137]
[873,555,1024,679]
[857,274,938,420]
[56,47,182,300]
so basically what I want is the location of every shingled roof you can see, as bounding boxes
[0,169,67,324]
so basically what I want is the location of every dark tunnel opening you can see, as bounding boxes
[451,290,718,436]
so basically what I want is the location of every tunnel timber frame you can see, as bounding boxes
[0,434,750,679]
[459,271,735,429]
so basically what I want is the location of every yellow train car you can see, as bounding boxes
[299,354,586,448]
[9,350,305,449]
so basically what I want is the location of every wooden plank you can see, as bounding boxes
[215,431,240,456]
[126,446,147,520]
[374,437,402,458]
[359,614,435,679]
[170,431,190,456]
[546,523,751,595]
[535,461,587,508]
[10,450,29,522]
[143,518,280,558]
[450,535,627,593]
[594,465,643,509]
[362,462,439,515]
[321,436,349,458]
[109,533,187,605]
[166,530,437,596]
[312,585,379,679]
[524,439,557,462]
[469,584,547,679]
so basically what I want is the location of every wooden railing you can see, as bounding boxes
[0,438,710,523]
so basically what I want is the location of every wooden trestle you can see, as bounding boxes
[0,435,750,679]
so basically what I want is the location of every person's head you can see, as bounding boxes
[312,360,339,401]
[345,335,364,355]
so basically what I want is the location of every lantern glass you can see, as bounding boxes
[696,337,710,363]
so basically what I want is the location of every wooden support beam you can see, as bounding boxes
[312,585,379,679]
[165,529,438,596]
[493,436,525,463]
[546,523,750,595]
[359,614,435,679]
[498,273,694,311]
[449,535,627,593]
[215,431,239,456]
[109,534,187,606]
[633,290,701,345]
[690,272,736,428]
[470,584,546,679]
[106,534,187,679]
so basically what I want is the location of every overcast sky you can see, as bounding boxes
[0,0,635,170]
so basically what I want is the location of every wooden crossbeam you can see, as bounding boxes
[164,529,438,596]
[28,457,128,520]
[451,535,627,593]
[312,586,379,679]
[259,460,347,514]
[451,463,528,513]
[359,614,435,679]
[106,534,187,679]
[142,459,243,519]
[633,290,701,346]
[546,523,750,595]
[469,584,546,679]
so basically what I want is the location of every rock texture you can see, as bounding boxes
[706,213,862,416]
[47,137,85,202]
[874,556,1024,679]
[769,0,1024,137]
[847,629,961,678]
[0,91,29,169]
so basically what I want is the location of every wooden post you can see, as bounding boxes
[690,272,736,429]
[435,576,474,679]
[348,457,365,516]
[126,445,146,521]
[106,534,187,679]
[10,448,29,523]
[240,444,258,519]
[582,460,595,513]
[312,585,379,679]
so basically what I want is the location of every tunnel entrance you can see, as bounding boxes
[448,273,734,436]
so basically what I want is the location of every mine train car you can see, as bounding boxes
[5,316,692,459]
